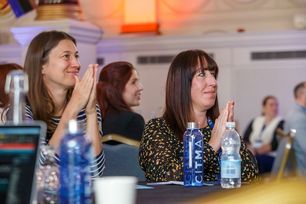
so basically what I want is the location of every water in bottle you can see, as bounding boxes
[183,122,204,186]
[220,122,241,188]
[59,120,93,204]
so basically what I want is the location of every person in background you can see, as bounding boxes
[97,61,145,143]
[23,30,105,177]
[139,49,258,182]
[285,81,306,176]
[243,95,284,174]
[0,63,23,124]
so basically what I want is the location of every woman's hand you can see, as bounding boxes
[49,64,98,151]
[85,64,99,115]
[68,64,97,114]
[209,100,234,152]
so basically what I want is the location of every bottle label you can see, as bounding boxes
[183,130,204,186]
[221,160,241,179]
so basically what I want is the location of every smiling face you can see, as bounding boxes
[122,69,143,107]
[190,61,217,113]
[41,39,80,91]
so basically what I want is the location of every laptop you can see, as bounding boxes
[0,122,46,204]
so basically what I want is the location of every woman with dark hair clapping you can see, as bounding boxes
[139,49,258,182]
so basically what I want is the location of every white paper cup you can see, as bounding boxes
[94,176,137,204]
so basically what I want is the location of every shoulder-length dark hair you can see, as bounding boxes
[24,30,76,128]
[163,49,220,140]
[97,61,134,117]
[0,63,23,121]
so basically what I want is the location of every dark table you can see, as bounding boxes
[136,183,224,204]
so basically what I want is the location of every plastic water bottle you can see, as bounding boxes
[59,120,93,204]
[36,146,59,204]
[220,122,241,188]
[183,122,204,186]
[5,70,28,123]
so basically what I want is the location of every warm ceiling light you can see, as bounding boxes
[121,0,159,34]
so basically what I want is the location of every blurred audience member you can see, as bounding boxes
[285,81,306,176]
[97,61,145,143]
[243,95,284,174]
[0,63,23,123]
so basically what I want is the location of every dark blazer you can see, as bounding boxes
[102,110,145,142]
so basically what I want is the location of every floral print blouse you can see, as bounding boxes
[139,118,258,182]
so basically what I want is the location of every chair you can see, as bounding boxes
[101,134,145,181]
[271,129,296,181]
[101,134,140,147]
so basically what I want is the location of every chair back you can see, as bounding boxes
[102,143,145,181]
[271,129,296,180]
[101,134,140,147]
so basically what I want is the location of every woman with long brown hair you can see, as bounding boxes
[139,49,258,182]
[24,30,104,177]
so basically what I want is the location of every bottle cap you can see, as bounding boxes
[67,119,79,134]
[226,122,235,128]
[187,122,198,129]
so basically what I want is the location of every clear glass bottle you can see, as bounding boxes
[220,122,241,188]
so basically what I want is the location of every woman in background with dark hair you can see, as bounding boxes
[139,49,258,182]
[0,63,23,123]
[244,95,284,174]
[97,61,145,142]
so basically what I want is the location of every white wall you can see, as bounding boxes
[97,30,306,134]
[80,0,306,37]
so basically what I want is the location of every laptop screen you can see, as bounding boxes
[0,122,46,204]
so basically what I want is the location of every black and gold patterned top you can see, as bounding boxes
[139,117,258,182]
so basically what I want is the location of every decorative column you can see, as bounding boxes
[11,19,102,76]
[35,0,82,20]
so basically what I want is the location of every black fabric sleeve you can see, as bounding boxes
[243,119,254,144]
[126,113,145,141]
[271,120,285,151]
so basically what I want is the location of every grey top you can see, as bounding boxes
[285,103,306,176]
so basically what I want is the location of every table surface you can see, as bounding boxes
[136,183,225,204]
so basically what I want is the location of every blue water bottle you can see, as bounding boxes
[183,122,204,186]
[59,120,93,204]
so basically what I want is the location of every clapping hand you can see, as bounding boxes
[209,101,235,152]
[85,64,99,115]
[69,64,98,114]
